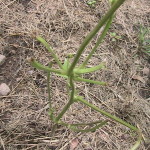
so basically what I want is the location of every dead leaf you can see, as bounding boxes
[132,75,145,83]
[70,138,79,150]
[142,67,149,75]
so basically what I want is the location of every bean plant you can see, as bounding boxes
[29,0,142,149]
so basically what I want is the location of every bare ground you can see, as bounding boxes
[0,0,150,149]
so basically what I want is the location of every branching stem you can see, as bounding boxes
[67,0,126,76]
[30,0,142,148]
[80,14,114,68]
[54,75,75,122]
[77,96,138,131]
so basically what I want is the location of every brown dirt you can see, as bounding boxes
[0,0,150,150]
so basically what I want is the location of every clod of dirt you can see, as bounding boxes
[142,67,149,75]
[0,55,6,65]
[0,83,10,96]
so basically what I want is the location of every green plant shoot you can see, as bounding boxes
[29,0,142,149]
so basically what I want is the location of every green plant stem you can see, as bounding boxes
[74,63,105,74]
[70,120,108,133]
[130,130,142,150]
[77,96,138,131]
[56,120,107,133]
[80,15,114,68]
[70,120,107,126]
[58,120,106,127]
[47,62,54,120]
[53,74,106,86]
[29,58,62,75]
[54,75,75,122]
[75,77,107,86]
[51,124,57,136]
[47,63,52,108]
[54,101,72,123]
[36,36,63,69]
[67,0,126,76]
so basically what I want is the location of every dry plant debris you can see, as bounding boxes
[0,0,150,150]
[132,74,145,84]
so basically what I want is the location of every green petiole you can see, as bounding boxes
[36,36,63,69]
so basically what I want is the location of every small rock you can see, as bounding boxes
[0,55,6,65]
[0,83,11,96]
[28,70,34,75]
[16,78,22,82]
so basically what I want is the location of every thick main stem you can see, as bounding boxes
[80,15,114,68]
[54,75,75,122]
[67,0,126,76]
[54,101,73,122]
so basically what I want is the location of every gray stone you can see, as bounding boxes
[0,54,6,65]
[0,83,11,96]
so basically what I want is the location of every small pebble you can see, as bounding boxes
[0,83,11,96]
[28,70,34,75]
[0,54,6,65]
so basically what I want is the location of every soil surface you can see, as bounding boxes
[0,0,150,150]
